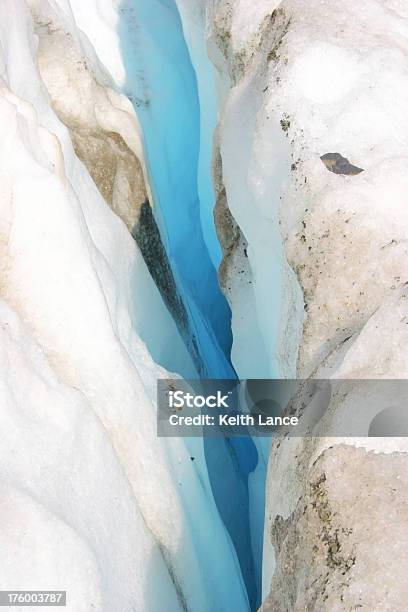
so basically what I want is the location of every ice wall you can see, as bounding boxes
[0,1,252,610]
[173,0,222,269]
[33,0,197,378]
[199,0,408,608]
[194,0,306,381]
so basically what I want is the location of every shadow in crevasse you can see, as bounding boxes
[132,199,204,376]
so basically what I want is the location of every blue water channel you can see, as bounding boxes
[119,1,262,608]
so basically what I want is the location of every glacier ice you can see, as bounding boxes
[201,0,408,607]
[190,0,408,608]
[4,0,408,610]
[0,1,251,610]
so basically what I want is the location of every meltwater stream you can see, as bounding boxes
[119,1,262,609]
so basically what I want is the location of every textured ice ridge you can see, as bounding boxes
[0,1,249,610]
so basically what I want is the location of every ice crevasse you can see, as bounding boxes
[3,0,408,611]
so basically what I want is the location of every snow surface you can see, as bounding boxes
[0,1,250,610]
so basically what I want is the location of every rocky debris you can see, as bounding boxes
[267,8,291,63]
[280,115,291,133]
[321,153,364,176]
[212,146,251,296]
[214,185,244,291]
[36,20,147,232]
[261,444,408,612]
[132,201,203,376]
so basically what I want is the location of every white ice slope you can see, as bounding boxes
[194,0,408,608]
[0,1,248,610]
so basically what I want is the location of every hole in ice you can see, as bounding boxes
[369,406,408,436]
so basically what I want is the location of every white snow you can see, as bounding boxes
[58,0,126,86]
[290,43,361,104]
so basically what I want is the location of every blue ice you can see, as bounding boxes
[119,0,232,379]
[119,1,262,608]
